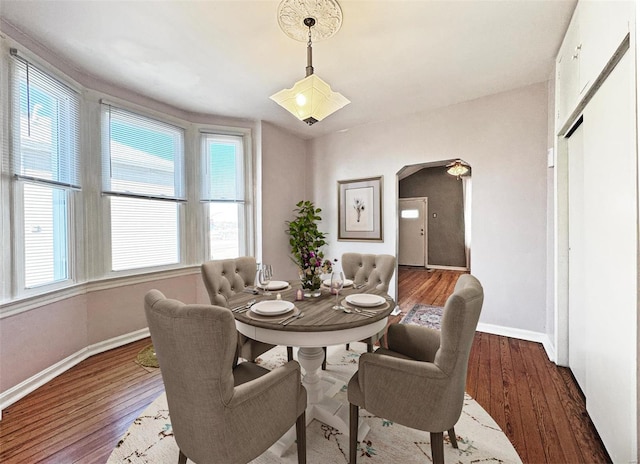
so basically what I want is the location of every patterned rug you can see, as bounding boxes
[400,304,443,329]
[108,345,521,464]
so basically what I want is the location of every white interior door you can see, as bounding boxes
[399,198,427,267]
[567,122,586,393]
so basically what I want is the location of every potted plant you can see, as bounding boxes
[286,200,333,296]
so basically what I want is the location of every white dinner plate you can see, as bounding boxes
[257,280,289,291]
[345,293,386,307]
[322,278,354,288]
[251,300,295,316]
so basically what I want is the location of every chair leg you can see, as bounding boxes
[287,346,294,362]
[296,411,307,464]
[178,450,187,464]
[430,432,444,464]
[366,342,374,353]
[448,427,458,449]
[349,403,359,464]
[322,346,327,370]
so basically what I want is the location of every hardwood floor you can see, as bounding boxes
[0,268,610,463]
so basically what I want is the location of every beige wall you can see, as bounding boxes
[309,82,549,333]
[0,272,208,394]
[259,122,309,281]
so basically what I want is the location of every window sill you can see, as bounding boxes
[0,265,201,319]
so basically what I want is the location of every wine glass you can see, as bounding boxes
[330,271,345,310]
[258,264,273,295]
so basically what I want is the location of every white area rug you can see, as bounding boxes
[108,345,521,463]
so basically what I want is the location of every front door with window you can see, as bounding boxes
[399,197,427,267]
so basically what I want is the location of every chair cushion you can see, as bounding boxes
[233,361,270,387]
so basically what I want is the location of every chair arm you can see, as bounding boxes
[358,352,447,387]
[356,353,451,426]
[228,360,303,409]
[387,323,441,362]
[221,361,305,456]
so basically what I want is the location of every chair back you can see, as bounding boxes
[201,256,257,307]
[342,253,396,291]
[431,274,484,425]
[144,290,238,462]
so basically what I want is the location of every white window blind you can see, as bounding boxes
[9,50,79,288]
[102,104,184,271]
[10,50,80,188]
[201,133,246,259]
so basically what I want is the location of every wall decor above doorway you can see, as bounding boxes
[338,176,383,241]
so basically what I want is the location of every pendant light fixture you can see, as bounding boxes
[446,159,471,180]
[270,0,350,126]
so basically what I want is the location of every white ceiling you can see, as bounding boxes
[1,0,576,140]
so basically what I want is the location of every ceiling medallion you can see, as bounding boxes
[276,0,343,42]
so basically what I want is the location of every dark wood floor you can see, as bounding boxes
[0,268,610,463]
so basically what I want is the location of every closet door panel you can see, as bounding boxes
[582,50,636,464]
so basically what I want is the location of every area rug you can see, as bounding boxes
[108,345,521,464]
[135,344,159,369]
[400,304,443,329]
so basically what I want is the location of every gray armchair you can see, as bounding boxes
[341,253,396,354]
[144,290,307,464]
[347,274,483,464]
[201,257,277,362]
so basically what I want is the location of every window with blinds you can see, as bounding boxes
[9,51,80,288]
[201,133,247,259]
[102,104,185,271]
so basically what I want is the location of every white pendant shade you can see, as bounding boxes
[270,74,350,125]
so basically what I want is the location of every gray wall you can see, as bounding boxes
[399,167,466,267]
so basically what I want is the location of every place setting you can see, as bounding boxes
[340,293,390,317]
[244,299,302,323]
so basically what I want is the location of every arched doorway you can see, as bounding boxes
[396,159,472,273]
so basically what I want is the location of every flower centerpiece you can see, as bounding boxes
[286,200,333,297]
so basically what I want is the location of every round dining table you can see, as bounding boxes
[229,281,396,456]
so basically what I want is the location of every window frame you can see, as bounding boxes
[199,127,255,261]
[7,48,82,298]
[100,101,188,276]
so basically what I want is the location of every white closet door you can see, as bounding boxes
[567,123,586,393]
[582,50,636,463]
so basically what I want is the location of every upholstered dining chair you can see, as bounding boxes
[201,257,281,362]
[347,274,483,464]
[144,290,307,464]
[340,253,396,353]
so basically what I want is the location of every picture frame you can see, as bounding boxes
[338,176,383,241]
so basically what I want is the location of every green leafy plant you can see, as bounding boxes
[286,200,333,291]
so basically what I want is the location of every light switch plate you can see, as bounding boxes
[547,148,555,168]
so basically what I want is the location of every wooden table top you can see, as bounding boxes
[228,282,396,333]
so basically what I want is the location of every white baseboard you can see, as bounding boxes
[477,322,556,362]
[426,265,469,271]
[0,328,150,419]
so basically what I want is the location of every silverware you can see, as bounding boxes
[343,304,377,316]
[232,299,256,313]
[343,307,375,317]
[278,312,298,324]
[282,312,304,326]
[354,283,367,289]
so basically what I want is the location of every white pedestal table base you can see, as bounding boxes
[268,346,369,457]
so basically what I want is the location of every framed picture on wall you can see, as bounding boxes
[338,176,383,241]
